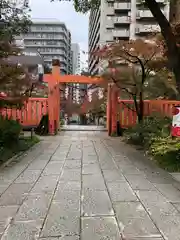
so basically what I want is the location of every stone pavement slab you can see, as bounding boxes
[1,131,180,239]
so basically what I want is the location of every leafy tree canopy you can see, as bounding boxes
[0,0,31,41]
[51,0,100,13]
[0,0,32,107]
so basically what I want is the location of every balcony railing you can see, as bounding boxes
[114,16,130,24]
[114,2,131,10]
[113,29,130,37]
[136,10,164,18]
[136,0,165,4]
[135,25,160,34]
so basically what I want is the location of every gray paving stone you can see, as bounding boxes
[0,206,19,221]
[53,190,80,209]
[170,173,180,182]
[136,190,179,217]
[145,172,173,184]
[14,170,41,184]
[154,214,180,240]
[82,189,114,216]
[124,238,163,240]
[2,131,180,240]
[42,162,63,175]
[56,181,81,192]
[27,160,48,170]
[107,181,137,202]
[99,160,117,170]
[173,203,180,212]
[114,202,160,238]
[154,183,180,202]
[15,193,52,221]
[51,155,66,161]
[1,220,42,240]
[38,154,52,161]
[60,169,81,181]
[82,174,106,190]
[67,155,82,160]
[81,217,120,240]
[64,160,81,169]
[125,174,155,190]
[0,185,10,196]
[119,165,141,175]
[0,222,7,236]
[0,183,32,206]
[31,175,59,194]
[102,170,125,182]
[41,201,80,237]
[82,156,98,163]
[39,237,79,240]
[0,171,21,184]
[82,163,101,175]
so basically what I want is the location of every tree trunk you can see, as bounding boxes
[145,0,180,94]
[170,0,180,23]
[138,91,144,123]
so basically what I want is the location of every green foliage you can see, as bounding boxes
[0,116,39,164]
[124,115,180,172]
[150,137,180,172]
[60,119,65,126]
[0,116,22,147]
[0,0,31,41]
[0,136,39,164]
[124,115,171,147]
[51,0,100,13]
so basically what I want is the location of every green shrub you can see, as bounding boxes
[0,136,40,164]
[0,116,22,147]
[150,137,180,172]
[60,119,64,126]
[124,115,180,172]
[124,115,171,148]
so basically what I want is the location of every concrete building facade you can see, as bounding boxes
[88,0,169,74]
[71,43,81,75]
[23,19,73,75]
[70,43,82,104]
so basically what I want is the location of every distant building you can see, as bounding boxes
[70,43,81,103]
[22,18,73,75]
[71,43,80,75]
[88,0,169,75]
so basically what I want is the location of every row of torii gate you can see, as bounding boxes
[44,60,118,136]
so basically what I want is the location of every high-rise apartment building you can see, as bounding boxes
[70,43,82,103]
[23,19,73,74]
[71,43,81,75]
[88,0,169,74]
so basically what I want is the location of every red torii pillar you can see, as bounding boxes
[107,84,119,136]
[44,60,61,135]
[107,84,112,135]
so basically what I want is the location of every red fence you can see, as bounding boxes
[0,98,48,127]
[118,100,180,128]
[1,98,180,130]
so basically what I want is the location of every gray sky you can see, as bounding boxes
[29,0,88,68]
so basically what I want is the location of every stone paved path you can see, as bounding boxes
[1,131,180,239]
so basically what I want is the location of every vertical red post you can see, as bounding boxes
[107,84,111,135]
[48,60,61,135]
[111,85,118,135]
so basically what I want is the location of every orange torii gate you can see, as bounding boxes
[43,60,118,135]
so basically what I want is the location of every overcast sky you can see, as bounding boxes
[29,0,88,68]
